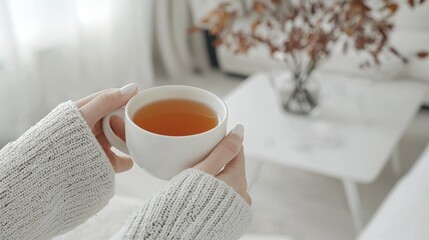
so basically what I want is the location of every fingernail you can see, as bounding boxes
[232,124,244,139]
[120,83,137,95]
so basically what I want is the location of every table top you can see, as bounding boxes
[224,72,428,183]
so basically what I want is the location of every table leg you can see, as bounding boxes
[390,148,402,177]
[248,161,264,191]
[342,179,363,233]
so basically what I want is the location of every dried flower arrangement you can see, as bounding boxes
[192,0,428,114]
[195,0,427,72]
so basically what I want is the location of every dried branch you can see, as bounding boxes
[193,0,427,74]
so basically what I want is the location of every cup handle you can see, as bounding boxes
[102,108,129,155]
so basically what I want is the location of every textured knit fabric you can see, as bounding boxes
[0,101,252,240]
[121,169,252,240]
[0,101,115,240]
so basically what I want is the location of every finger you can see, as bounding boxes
[194,124,244,175]
[111,115,126,142]
[97,133,133,173]
[92,115,125,138]
[80,83,138,127]
[105,147,134,173]
[216,147,246,186]
[75,89,115,108]
[93,120,103,136]
[218,147,246,177]
[217,148,252,206]
[97,133,111,148]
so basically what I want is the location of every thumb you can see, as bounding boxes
[80,83,138,127]
[194,124,244,175]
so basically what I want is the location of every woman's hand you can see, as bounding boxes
[75,83,138,173]
[194,124,252,206]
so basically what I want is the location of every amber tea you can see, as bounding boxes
[132,99,218,136]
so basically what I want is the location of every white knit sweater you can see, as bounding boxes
[0,102,252,240]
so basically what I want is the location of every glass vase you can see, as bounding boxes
[270,72,320,116]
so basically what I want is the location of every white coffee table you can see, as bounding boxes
[224,72,427,233]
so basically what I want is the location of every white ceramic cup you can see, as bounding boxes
[102,85,228,180]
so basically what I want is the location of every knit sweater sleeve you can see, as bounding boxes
[120,169,252,240]
[0,101,115,240]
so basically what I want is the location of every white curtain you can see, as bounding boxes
[0,0,154,144]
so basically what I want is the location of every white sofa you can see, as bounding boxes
[358,145,429,240]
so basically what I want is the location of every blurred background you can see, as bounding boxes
[1,0,429,144]
[1,1,429,240]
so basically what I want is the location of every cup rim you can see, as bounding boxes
[124,85,228,138]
